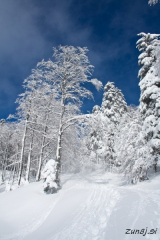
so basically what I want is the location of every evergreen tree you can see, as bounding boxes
[101,82,127,124]
[101,82,128,169]
[86,82,127,171]
[137,32,160,171]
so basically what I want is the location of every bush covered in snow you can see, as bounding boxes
[42,159,58,194]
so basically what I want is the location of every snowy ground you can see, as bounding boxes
[0,170,160,240]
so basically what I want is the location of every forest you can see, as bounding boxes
[0,31,160,194]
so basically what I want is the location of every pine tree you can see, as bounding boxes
[85,82,127,171]
[137,32,160,171]
[101,82,127,124]
[101,82,128,169]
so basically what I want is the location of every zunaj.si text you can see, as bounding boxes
[125,228,158,236]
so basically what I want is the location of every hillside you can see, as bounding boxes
[0,171,160,240]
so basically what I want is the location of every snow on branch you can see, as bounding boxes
[91,78,103,91]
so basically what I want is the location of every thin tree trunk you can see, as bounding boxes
[1,147,8,182]
[18,118,28,186]
[36,136,45,181]
[25,129,35,182]
[1,160,6,183]
[55,98,65,183]
[25,143,32,182]
[11,164,16,187]
[36,114,49,182]
[55,123,63,181]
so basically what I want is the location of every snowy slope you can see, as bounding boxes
[0,171,160,240]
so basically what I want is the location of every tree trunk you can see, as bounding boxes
[18,118,28,186]
[36,136,45,181]
[25,129,35,182]
[25,143,32,182]
[11,164,16,187]
[55,124,63,181]
[36,115,49,182]
[1,147,8,183]
[55,98,65,183]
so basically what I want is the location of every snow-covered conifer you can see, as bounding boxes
[101,82,127,124]
[101,82,127,169]
[137,32,160,171]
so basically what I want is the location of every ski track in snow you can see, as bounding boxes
[124,190,144,240]
[1,175,160,240]
[51,184,120,240]
[123,188,160,240]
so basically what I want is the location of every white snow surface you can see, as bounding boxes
[0,170,160,240]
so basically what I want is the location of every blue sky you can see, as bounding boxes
[0,0,160,119]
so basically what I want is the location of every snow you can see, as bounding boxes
[90,78,103,91]
[42,160,57,180]
[0,171,160,240]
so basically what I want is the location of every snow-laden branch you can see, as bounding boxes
[62,114,92,131]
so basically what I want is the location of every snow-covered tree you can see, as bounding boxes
[101,82,127,169]
[137,33,160,79]
[15,69,61,185]
[137,32,160,171]
[86,108,107,168]
[15,75,42,185]
[0,120,18,184]
[115,106,153,183]
[85,82,128,172]
[37,46,102,189]
[101,82,127,124]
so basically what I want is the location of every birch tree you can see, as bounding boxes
[37,46,102,189]
[16,77,39,185]
[15,72,52,185]
[0,120,14,183]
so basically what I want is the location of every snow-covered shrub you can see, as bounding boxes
[42,159,58,194]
